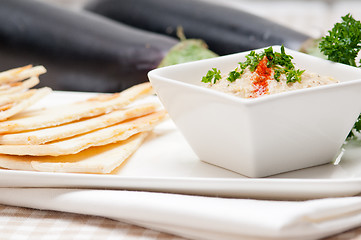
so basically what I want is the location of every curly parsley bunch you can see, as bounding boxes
[319,14,361,67]
[319,14,361,139]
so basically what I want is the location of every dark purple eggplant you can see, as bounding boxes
[85,0,312,56]
[0,0,178,92]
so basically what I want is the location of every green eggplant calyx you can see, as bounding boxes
[299,38,326,59]
[158,39,218,68]
[158,27,218,68]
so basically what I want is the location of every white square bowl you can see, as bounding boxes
[148,46,361,178]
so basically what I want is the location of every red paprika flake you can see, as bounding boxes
[250,57,272,98]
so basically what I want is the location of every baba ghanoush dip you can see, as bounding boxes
[201,46,338,98]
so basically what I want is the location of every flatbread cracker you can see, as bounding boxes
[0,110,166,156]
[0,76,40,95]
[0,90,39,106]
[0,103,158,145]
[0,65,46,84]
[0,132,149,173]
[0,155,34,171]
[0,82,153,133]
[0,87,52,121]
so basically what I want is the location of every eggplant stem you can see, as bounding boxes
[176,26,186,41]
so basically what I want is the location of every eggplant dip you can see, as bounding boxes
[201,46,338,99]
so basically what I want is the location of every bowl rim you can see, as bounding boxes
[149,73,361,104]
[148,45,361,105]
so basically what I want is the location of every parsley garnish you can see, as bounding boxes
[237,45,304,83]
[202,46,305,85]
[240,50,260,72]
[227,69,241,82]
[286,69,305,83]
[319,14,361,139]
[201,68,221,84]
[319,14,361,67]
[264,45,305,83]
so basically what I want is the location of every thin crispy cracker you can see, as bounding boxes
[0,132,149,173]
[0,155,34,171]
[0,110,166,156]
[0,82,153,134]
[0,65,46,84]
[0,87,52,121]
[0,90,39,106]
[0,77,40,95]
[0,103,158,145]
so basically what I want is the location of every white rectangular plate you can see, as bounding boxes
[0,91,360,200]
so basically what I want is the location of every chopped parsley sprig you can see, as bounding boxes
[263,45,305,83]
[201,67,221,84]
[227,70,241,82]
[318,14,361,139]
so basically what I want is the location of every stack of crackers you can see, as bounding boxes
[0,65,51,121]
[0,65,166,174]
